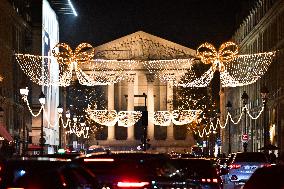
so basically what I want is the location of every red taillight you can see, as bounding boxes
[84,158,114,162]
[212,178,218,183]
[117,181,149,187]
[261,163,271,167]
[201,178,219,183]
[229,164,241,169]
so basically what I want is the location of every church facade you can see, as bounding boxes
[82,31,197,153]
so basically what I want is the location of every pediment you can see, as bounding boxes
[94,31,196,60]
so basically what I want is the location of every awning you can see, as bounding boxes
[0,123,13,141]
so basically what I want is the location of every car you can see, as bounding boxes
[0,156,98,189]
[224,152,270,189]
[73,151,222,189]
[170,158,223,189]
[242,165,284,189]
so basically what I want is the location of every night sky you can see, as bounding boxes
[59,0,255,50]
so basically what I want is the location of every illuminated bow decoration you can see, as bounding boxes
[52,43,95,66]
[196,41,239,72]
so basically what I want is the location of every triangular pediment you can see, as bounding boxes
[94,31,196,60]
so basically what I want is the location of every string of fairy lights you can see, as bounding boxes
[152,110,203,126]
[194,105,265,137]
[86,105,143,127]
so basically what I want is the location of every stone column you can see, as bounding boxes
[146,74,155,141]
[107,84,115,140]
[166,75,175,141]
[127,74,135,140]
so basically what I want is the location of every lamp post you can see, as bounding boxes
[20,87,46,155]
[260,86,269,154]
[241,91,249,152]
[226,101,232,154]
[39,91,46,155]
[57,104,63,149]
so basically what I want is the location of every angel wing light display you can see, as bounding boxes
[15,43,138,86]
[180,42,275,87]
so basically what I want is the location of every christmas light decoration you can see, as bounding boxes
[15,43,138,86]
[195,41,275,87]
[20,87,45,117]
[195,105,265,137]
[152,109,202,126]
[86,105,142,127]
[58,114,90,138]
[117,111,142,127]
[143,59,196,85]
[152,111,172,126]
[15,41,275,88]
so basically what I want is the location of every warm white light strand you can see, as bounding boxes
[21,95,44,117]
[196,105,264,137]
[153,110,202,126]
[86,106,142,127]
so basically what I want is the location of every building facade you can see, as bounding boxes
[77,31,197,153]
[222,0,284,154]
[0,0,32,155]
[29,0,60,154]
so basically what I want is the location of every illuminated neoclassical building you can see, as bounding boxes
[83,31,198,152]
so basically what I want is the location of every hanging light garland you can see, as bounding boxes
[152,109,202,126]
[20,87,45,117]
[86,105,142,127]
[194,105,265,137]
[58,113,90,138]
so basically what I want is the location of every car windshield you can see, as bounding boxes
[169,159,218,179]
[234,152,267,162]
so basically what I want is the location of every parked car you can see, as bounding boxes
[73,151,222,189]
[0,156,98,189]
[223,152,270,189]
[243,165,284,189]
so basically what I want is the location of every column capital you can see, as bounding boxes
[126,73,136,83]
[146,73,155,83]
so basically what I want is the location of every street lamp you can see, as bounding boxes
[226,101,232,154]
[241,91,249,152]
[20,87,46,155]
[57,104,63,149]
[39,91,46,155]
[260,86,269,154]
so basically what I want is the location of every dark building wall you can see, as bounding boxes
[223,0,284,153]
[0,0,32,154]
